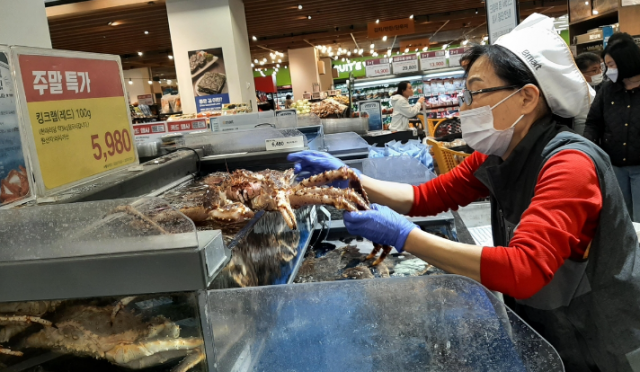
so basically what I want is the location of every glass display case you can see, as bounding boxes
[206,275,564,371]
[0,197,227,372]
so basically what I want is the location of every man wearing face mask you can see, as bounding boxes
[288,14,640,372]
[576,52,604,92]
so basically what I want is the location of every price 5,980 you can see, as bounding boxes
[91,129,133,162]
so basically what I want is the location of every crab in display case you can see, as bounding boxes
[163,167,396,265]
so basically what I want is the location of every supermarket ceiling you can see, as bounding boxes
[46,0,568,78]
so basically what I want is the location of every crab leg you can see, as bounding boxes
[0,315,52,327]
[106,337,204,365]
[294,167,369,204]
[0,346,23,357]
[0,324,30,343]
[111,296,137,325]
[208,203,255,223]
[117,349,189,369]
[296,187,369,211]
[171,349,205,372]
[371,245,393,266]
[366,243,384,261]
[289,193,359,212]
[275,190,297,230]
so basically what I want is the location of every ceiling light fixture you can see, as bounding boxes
[168,55,173,60]
[128,78,133,85]
[278,58,282,63]
[347,51,351,56]
[252,36,257,41]
[167,79,172,84]
[307,15,312,19]
[144,31,149,35]
[370,43,375,49]
[423,47,428,51]
[341,58,345,62]
[462,40,469,45]
[404,48,409,52]
[276,64,280,67]
[148,80,152,85]
[376,19,380,23]
[359,49,363,54]
[382,36,387,41]
[298,4,302,9]
[585,1,589,4]
[138,52,143,56]
[254,59,259,63]
[251,63,254,67]
[593,9,599,14]
[409,14,414,19]
[334,56,338,60]
[415,48,418,52]
[285,66,288,69]
[441,44,449,50]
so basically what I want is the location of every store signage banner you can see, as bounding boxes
[0,47,33,206]
[448,47,470,68]
[399,38,431,51]
[365,58,391,78]
[137,94,153,105]
[368,18,415,38]
[189,48,230,113]
[420,51,448,71]
[486,0,519,44]
[358,100,383,131]
[12,48,137,196]
[392,54,419,74]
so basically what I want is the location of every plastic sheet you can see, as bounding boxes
[369,139,434,172]
[207,275,563,372]
[362,155,436,186]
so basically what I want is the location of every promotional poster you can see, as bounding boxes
[189,48,230,113]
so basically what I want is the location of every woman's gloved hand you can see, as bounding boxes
[287,150,360,188]
[343,204,419,252]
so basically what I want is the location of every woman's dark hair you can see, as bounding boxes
[394,81,411,95]
[575,52,602,72]
[459,44,540,89]
[286,94,292,99]
[602,33,640,82]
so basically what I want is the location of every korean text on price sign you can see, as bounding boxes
[448,47,470,68]
[14,51,136,193]
[392,54,419,74]
[420,51,448,71]
[365,58,391,78]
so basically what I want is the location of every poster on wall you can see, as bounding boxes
[485,0,519,44]
[0,47,33,206]
[189,48,230,113]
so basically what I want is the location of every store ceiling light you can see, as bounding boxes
[341,58,345,62]
[409,14,414,19]
[168,55,173,60]
[404,48,409,52]
[376,19,380,23]
[370,43,375,49]
[415,48,418,52]
[585,1,589,4]
[254,59,258,63]
[298,4,302,9]
[128,79,133,85]
[441,44,449,50]
[462,40,469,45]
[307,15,312,19]
[278,58,282,63]
[382,36,387,41]
[359,49,363,54]
[252,36,257,41]
[285,66,288,69]
[328,46,332,52]
[423,47,428,51]
[108,21,118,26]
[347,51,351,56]
[593,9,599,14]
[276,64,280,67]
[144,31,149,35]
[260,61,265,65]
[475,8,479,14]
[167,79,172,84]
[138,52,143,56]
[148,80,152,85]
[251,63,255,67]
[334,56,338,60]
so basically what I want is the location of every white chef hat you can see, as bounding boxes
[495,13,595,120]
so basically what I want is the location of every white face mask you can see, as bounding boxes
[606,68,619,83]
[460,88,525,157]
[589,72,603,86]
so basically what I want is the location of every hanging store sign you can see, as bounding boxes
[11,47,138,197]
[448,47,470,68]
[486,0,520,44]
[137,94,153,105]
[358,100,383,131]
[392,54,419,74]
[0,46,33,207]
[365,58,391,78]
[399,38,431,51]
[368,18,415,39]
[420,51,448,71]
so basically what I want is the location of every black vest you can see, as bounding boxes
[474,117,640,372]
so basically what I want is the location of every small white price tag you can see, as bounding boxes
[265,135,305,151]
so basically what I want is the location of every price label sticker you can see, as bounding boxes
[420,51,448,71]
[14,52,137,193]
[265,135,305,151]
[392,54,419,74]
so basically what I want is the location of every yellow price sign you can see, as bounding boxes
[15,52,137,193]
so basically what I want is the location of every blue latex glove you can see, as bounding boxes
[287,150,360,188]
[343,204,418,252]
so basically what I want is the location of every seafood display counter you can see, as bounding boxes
[206,275,564,371]
[0,197,227,372]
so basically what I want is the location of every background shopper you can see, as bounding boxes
[285,94,293,109]
[388,81,425,131]
[584,32,640,221]
[576,52,604,92]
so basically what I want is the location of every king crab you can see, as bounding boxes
[0,301,61,357]
[165,167,395,265]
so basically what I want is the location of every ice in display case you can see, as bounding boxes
[0,198,228,372]
[207,275,563,372]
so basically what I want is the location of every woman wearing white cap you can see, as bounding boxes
[289,14,640,372]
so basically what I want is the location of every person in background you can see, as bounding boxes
[576,52,604,93]
[584,32,640,222]
[388,81,425,131]
[285,94,293,109]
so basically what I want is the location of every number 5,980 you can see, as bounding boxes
[91,129,132,162]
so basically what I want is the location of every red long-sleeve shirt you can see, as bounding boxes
[409,150,602,299]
